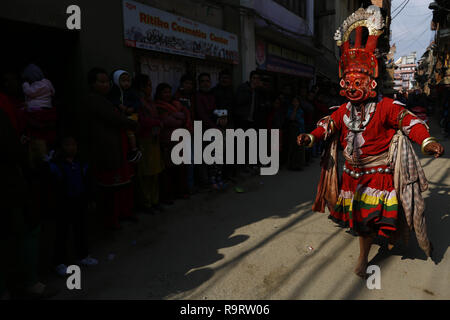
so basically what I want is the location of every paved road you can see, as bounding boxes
[51,124,450,300]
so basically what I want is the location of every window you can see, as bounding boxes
[274,0,307,18]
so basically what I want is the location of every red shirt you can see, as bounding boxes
[0,92,21,135]
[310,98,430,158]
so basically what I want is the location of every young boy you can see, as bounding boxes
[50,136,98,276]
[209,109,229,190]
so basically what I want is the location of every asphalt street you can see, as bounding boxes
[49,122,450,300]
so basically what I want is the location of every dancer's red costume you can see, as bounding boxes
[304,6,441,256]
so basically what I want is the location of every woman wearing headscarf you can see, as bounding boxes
[109,69,142,163]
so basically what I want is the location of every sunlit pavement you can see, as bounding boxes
[50,120,450,300]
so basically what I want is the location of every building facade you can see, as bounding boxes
[0,0,394,117]
[0,0,242,100]
[239,0,392,95]
[240,0,317,94]
[394,52,417,92]
[314,0,367,85]
[0,0,245,140]
[416,42,437,96]
[429,0,450,87]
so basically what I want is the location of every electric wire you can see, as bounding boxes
[392,0,408,14]
[392,0,411,21]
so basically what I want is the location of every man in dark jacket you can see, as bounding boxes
[234,70,269,130]
[194,73,217,187]
[195,73,217,130]
[212,70,237,179]
[234,70,271,173]
[212,69,235,125]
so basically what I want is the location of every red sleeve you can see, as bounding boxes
[138,106,161,128]
[406,115,430,145]
[330,104,345,131]
[160,112,184,128]
[310,126,325,141]
[384,98,430,145]
[309,103,346,142]
[139,115,161,129]
[0,94,19,134]
[385,99,406,130]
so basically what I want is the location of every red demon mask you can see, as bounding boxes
[334,6,385,103]
[340,72,378,103]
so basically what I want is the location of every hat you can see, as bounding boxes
[23,64,45,82]
[334,6,385,79]
[112,70,129,87]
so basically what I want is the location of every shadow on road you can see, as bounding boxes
[366,161,450,267]
[47,125,449,300]
[48,164,325,299]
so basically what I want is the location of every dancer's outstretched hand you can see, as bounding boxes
[424,142,445,158]
[297,134,311,147]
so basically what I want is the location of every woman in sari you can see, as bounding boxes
[135,74,164,214]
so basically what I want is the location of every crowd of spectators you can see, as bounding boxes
[0,65,346,299]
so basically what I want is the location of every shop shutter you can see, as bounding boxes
[140,56,187,96]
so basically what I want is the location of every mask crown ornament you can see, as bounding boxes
[335,6,386,102]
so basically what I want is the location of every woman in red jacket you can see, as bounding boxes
[154,83,192,204]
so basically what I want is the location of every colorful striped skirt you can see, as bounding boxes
[329,163,399,238]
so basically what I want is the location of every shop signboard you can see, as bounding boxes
[123,0,239,64]
[266,55,315,78]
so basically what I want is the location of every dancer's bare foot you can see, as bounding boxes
[354,257,368,279]
[388,235,398,251]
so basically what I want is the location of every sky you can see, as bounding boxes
[390,0,435,60]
